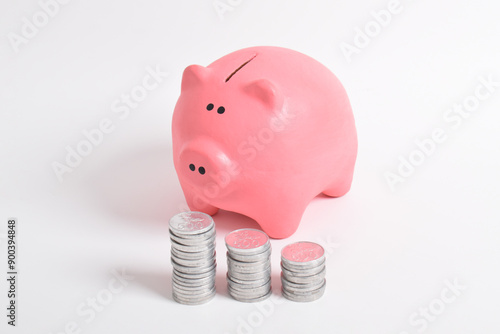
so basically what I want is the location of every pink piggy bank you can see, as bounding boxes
[172,46,357,239]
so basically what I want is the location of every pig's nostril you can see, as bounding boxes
[188,163,205,175]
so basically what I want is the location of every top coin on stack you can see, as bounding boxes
[225,228,272,302]
[169,211,216,305]
[281,241,326,302]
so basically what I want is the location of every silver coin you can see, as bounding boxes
[171,248,215,260]
[171,255,216,267]
[282,267,325,284]
[227,244,271,258]
[173,292,215,305]
[173,285,216,298]
[281,281,325,294]
[173,290,215,302]
[170,247,215,261]
[227,280,271,296]
[281,241,325,268]
[227,253,268,263]
[282,280,325,297]
[170,226,215,239]
[228,267,271,281]
[172,248,215,260]
[173,283,215,293]
[173,273,216,286]
[173,293,215,305]
[227,255,270,267]
[281,269,325,285]
[281,262,325,276]
[228,288,271,302]
[173,290,216,303]
[281,274,325,292]
[171,258,215,269]
[173,268,216,280]
[170,225,215,239]
[169,227,216,243]
[171,240,216,253]
[171,263,216,277]
[173,279,215,291]
[227,249,271,263]
[171,227,215,241]
[228,257,270,267]
[281,288,323,303]
[170,256,215,268]
[169,211,214,236]
[173,272,215,284]
[173,285,215,295]
[170,233,215,247]
[172,281,215,295]
[226,278,271,291]
[228,265,271,276]
[172,292,216,305]
[170,234,216,250]
[171,246,216,259]
[171,259,216,274]
[229,289,272,303]
[225,229,270,255]
[172,268,216,282]
[227,278,270,291]
[280,257,326,272]
[281,281,326,302]
[227,280,271,294]
[226,272,271,286]
[171,255,215,268]
[228,261,271,274]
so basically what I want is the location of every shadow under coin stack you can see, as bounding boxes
[225,229,272,302]
[281,241,326,302]
[169,212,216,305]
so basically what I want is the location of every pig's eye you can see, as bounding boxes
[206,103,214,111]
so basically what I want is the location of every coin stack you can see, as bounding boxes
[281,241,326,302]
[225,229,272,302]
[169,211,216,305]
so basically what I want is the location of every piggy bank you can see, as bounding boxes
[172,46,357,239]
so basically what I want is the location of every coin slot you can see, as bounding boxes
[225,54,257,82]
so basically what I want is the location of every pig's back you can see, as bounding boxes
[208,46,356,194]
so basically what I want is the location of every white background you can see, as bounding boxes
[1,0,500,333]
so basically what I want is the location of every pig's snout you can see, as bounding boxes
[179,138,233,190]
[180,148,213,181]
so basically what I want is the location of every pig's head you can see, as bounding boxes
[172,53,284,205]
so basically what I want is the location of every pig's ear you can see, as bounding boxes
[181,65,209,91]
[244,79,283,109]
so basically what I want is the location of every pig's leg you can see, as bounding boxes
[252,198,306,239]
[322,174,354,197]
[184,189,219,215]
